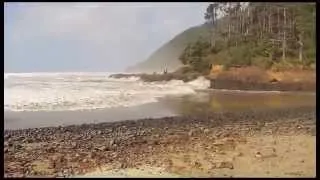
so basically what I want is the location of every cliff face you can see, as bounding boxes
[126,24,211,73]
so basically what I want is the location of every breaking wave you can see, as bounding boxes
[4,72,210,112]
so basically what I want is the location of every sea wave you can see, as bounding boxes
[4,73,210,112]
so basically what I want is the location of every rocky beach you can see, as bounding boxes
[4,106,316,177]
[4,2,316,178]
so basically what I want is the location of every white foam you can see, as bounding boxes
[4,72,210,112]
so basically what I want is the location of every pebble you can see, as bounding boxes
[3,107,315,177]
[255,152,263,158]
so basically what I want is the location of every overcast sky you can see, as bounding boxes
[4,2,208,73]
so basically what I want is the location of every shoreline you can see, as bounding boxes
[210,79,316,92]
[4,106,315,132]
[4,101,177,130]
[4,106,316,177]
[6,89,314,130]
[109,72,316,92]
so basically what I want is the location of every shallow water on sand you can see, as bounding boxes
[168,90,315,115]
[4,90,315,130]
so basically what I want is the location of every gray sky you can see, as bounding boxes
[4,2,209,73]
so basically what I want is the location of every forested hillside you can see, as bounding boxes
[179,2,316,73]
[127,2,315,75]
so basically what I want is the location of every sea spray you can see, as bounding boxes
[4,73,210,112]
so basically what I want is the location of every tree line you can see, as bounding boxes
[179,2,315,73]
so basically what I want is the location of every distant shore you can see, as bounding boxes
[4,106,316,177]
[109,72,200,83]
[110,67,316,92]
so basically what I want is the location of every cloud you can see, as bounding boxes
[4,2,208,72]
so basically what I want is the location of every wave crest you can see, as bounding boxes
[4,73,210,112]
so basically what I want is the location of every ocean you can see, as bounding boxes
[4,72,315,130]
[4,72,210,112]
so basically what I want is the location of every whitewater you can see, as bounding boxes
[4,72,210,112]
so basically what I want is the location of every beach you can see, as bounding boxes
[4,106,316,177]
[4,2,316,178]
[4,73,316,177]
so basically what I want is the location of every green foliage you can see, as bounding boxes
[179,39,211,74]
[180,3,316,72]
[129,3,315,74]
[251,57,274,69]
[229,46,253,66]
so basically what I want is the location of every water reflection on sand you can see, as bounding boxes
[4,90,315,130]
[163,90,315,116]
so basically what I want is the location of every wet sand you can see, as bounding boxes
[4,90,316,177]
[4,106,316,177]
[4,101,177,130]
[4,90,315,130]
